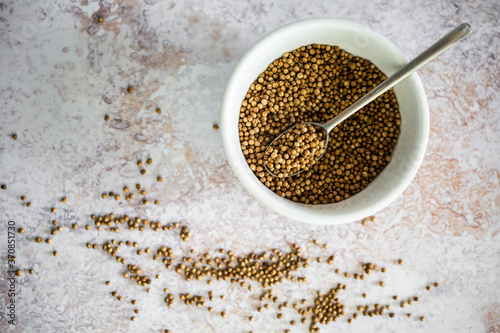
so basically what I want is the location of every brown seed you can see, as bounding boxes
[434,282,439,287]
[381,267,387,273]
[72,224,78,229]
[426,286,432,291]
[114,194,120,200]
[157,176,162,182]
[420,316,425,322]
[1,184,6,190]
[389,313,395,318]
[26,202,31,207]
[156,108,161,114]
[130,317,136,321]
[97,17,104,23]
[140,169,146,175]
[213,124,219,130]
[105,281,110,285]
[45,239,52,244]
[53,251,58,256]
[362,293,367,298]
[51,208,56,213]
[393,295,398,300]
[155,200,159,205]
[18,228,24,234]
[407,313,412,318]
[12,134,17,140]
[413,297,419,302]
[221,311,227,318]
[29,269,34,274]
[15,270,22,276]
[35,237,42,243]
[20,196,26,201]
[61,197,67,203]
[127,86,134,93]
[104,115,110,121]
[397,259,403,265]
[379,281,385,287]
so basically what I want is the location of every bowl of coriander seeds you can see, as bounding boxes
[220,19,429,225]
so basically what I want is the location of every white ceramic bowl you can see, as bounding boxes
[221,19,429,225]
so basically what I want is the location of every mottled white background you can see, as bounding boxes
[0,0,499,332]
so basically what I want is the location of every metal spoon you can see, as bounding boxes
[263,23,472,178]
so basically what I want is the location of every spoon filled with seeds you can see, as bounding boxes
[263,23,471,178]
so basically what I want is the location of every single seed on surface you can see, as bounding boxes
[21,196,26,201]
[104,115,110,121]
[12,134,17,140]
[400,301,406,308]
[114,194,120,200]
[156,108,161,114]
[379,281,386,287]
[53,251,58,256]
[397,259,403,265]
[140,169,146,175]
[414,297,419,301]
[393,295,398,300]
[61,197,67,203]
[407,313,412,318]
[381,267,387,273]
[131,317,136,321]
[389,313,395,318]
[426,286,432,291]
[45,239,51,244]
[221,311,227,318]
[29,269,34,274]
[213,124,219,130]
[157,176,162,182]
[1,185,6,190]
[146,158,152,164]
[420,316,425,322]
[362,293,367,298]
[16,270,22,276]
[26,202,31,207]
[105,281,110,285]
[127,86,134,93]
[18,228,24,234]
[434,282,439,287]
[35,237,42,243]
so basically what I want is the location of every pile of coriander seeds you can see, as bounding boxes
[238,44,401,204]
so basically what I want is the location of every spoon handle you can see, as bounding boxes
[323,23,472,133]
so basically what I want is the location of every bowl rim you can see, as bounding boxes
[220,18,429,225]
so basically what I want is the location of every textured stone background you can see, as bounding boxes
[0,0,498,332]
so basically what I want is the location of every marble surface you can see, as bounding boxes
[0,0,499,332]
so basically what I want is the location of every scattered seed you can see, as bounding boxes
[156,108,161,114]
[29,269,34,274]
[53,251,58,256]
[157,176,162,182]
[12,134,17,140]
[18,228,24,234]
[420,316,425,322]
[127,86,134,93]
[379,281,386,287]
[1,185,6,190]
[434,282,439,287]
[35,237,42,243]
[51,208,56,213]
[15,270,22,276]
[140,169,146,175]
[26,202,31,207]
[104,115,110,121]
[397,259,403,265]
